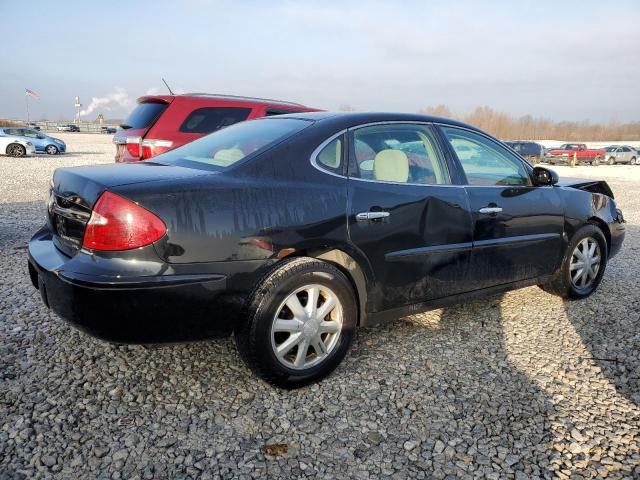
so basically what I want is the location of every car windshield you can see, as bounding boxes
[156,118,311,171]
[605,147,616,152]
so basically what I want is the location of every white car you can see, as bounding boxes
[0,136,35,157]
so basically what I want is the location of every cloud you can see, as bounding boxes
[79,88,133,117]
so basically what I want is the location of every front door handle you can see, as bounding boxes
[478,207,503,214]
[356,211,390,221]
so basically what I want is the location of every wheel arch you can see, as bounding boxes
[587,217,611,254]
[283,246,371,326]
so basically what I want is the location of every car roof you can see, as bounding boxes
[136,93,309,108]
[266,111,481,131]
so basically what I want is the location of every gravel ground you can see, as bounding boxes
[1,134,639,479]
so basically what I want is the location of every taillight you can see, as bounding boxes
[141,139,173,159]
[82,192,166,251]
[114,136,142,160]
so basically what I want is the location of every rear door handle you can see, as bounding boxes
[478,207,503,214]
[356,211,390,221]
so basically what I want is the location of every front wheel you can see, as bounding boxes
[6,143,26,157]
[235,257,357,388]
[45,144,59,155]
[539,225,607,299]
[607,156,615,165]
[630,157,637,165]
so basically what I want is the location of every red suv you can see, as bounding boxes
[114,93,319,162]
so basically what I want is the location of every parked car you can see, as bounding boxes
[546,143,605,165]
[504,141,545,164]
[57,124,80,132]
[27,122,41,131]
[113,93,320,162]
[0,127,66,154]
[603,145,638,165]
[0,136,35,157]
[28,112,626,387]
[100,126,117,134]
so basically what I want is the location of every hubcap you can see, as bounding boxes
[570,237,601,290]
[271,284,343,370]
[47,146,56,154]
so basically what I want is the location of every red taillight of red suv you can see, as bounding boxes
[83,192,166,251]
[141,139,174,159]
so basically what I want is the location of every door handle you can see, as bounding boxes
[478,207,503,214]
[356,211,390,221]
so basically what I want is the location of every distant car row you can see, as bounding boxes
[503,141,639,166]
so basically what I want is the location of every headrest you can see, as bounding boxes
[374,149,409,182]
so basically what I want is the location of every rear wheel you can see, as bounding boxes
[235,257,357,388]
[6,143,26,157]
[45,144,58,155]
[630,157,637,165]
[592,157,600,166]
[539,225,607,299]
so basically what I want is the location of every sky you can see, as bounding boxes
[1,0,639,122]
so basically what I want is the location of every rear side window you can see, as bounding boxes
[350,124,450,185]
[158,118,311,171]
[315,137,343,174]
[121,102,167,129]
[179,107,251,134]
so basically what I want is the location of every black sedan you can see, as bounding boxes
[28,112,626,387]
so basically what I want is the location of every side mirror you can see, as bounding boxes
[532,166,558,186]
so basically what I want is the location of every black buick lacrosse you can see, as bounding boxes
[28,112,625,387]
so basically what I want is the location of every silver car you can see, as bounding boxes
[603,145,638,165]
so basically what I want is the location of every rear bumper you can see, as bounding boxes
[27,227,263,343]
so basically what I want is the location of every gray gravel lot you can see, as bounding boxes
[1,133,639,479]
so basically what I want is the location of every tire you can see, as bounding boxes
[539,224,607,299]
[6,143,26,157]
[607,157,615,166]
[235,257,357,388]
[45,144,58,155]
[630,157,637,165]
[592,158,600,166]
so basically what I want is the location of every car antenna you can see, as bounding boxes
[162,78,175,95]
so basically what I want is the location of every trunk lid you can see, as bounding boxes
[49,162,213,256]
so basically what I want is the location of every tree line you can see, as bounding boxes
[417,105,640,141]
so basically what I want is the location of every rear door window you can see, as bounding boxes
[179,107,251,134]
[121,102,168,130]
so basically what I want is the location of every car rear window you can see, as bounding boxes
[179,107,251,134]
[120,102,167,130]
[157,118,311,171]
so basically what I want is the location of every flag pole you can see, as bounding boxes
[25,94,30,123]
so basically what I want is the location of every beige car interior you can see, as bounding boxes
[212,148,245,166]
[374,149,409,183]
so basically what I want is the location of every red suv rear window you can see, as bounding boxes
[178,107,251,134]
[121,102,168,130]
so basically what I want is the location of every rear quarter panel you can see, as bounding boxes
[112,133,349,264]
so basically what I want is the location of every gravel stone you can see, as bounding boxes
[1,135,639,478]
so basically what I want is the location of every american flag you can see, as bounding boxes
[25,89,39,99]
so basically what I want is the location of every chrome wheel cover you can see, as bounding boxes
[271,284,343,370]
[570,237,601,290]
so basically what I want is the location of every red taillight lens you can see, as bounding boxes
[82,192,166,251]
[126,141,140,158]
[141,139,173,159]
